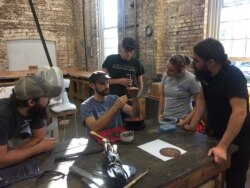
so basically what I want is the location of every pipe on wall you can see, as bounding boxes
[82,0,88,70]
[134,0,137,41]
[122,0,126,38]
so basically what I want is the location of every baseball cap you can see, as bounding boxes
[88,71,110,83]
[122,37,137,50]
[14,75,62,100]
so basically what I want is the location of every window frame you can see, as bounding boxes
[98,0,119,66]
[207,0,250,62]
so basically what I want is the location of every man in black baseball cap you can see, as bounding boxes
[102,37,145,99]
[88,70,111,83]
[122,37,137,51]
[0,75,62,168]
[80,70,140,132]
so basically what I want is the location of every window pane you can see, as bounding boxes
[246,39,250,56]
[247,20,250,37]
[103,28,118,58]
[104,0,118,28]
[219,2,250,57]
[232,20,247,39]
[219,22,233,39]
[221,40,232,56]
[223,0,235,6]
[221,4,250,22]
[231,39,246,57]
[223,1,250,7]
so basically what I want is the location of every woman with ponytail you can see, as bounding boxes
[158,54,201,128]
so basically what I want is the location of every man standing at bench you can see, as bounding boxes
[186,38,250,187]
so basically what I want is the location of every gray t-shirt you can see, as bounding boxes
[80,95,123,130]
[161,70,200,119]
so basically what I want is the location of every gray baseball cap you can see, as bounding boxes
[14,75,62,100]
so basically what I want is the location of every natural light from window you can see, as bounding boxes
[103,0,118,59]
[219,0,250,58]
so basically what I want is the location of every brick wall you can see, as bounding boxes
[0,0,85,71]
[120,0,207,94]
[0,0,208,95]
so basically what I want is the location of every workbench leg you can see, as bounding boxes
[46,116,60,143]
[214,172,225,188]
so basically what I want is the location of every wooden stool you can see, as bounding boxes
[47,109,77,143]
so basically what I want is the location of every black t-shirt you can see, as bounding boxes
[0,99,45,145]
[102,54,145,97]
[202,65,250,144]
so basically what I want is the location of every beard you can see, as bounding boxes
[96,87,109,96]
[27,103,49,119]
[193,64,211,82]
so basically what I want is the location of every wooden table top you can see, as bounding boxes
[8,120,237,188]
[0,67,92,80]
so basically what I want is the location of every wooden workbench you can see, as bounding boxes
[0,67,90,80]
[67,70,92,101]
[0,67,92,100]
[8,119,237,188]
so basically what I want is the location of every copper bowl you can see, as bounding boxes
[124,117,145,131]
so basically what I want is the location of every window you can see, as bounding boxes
[208,0,250,85]
[98,0,118,65]
[219,0,250,59]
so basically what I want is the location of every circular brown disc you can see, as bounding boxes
[159,147,181,158]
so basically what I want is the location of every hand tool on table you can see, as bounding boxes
[90,131,109,142]
[123,169,149,188]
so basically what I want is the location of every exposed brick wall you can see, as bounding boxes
[0,0,85,71]
[0,0,208,95]
[121,0,207,94]
[83,0,207,94]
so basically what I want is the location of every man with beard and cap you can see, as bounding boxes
[0,75,62,168]
[184,38,250,188]
[80,71,140,132]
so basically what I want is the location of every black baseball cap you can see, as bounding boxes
[122,37,137,51]
[88,71,110,83]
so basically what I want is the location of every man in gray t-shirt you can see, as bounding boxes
[81,95,123,130]
[80,71,140,132]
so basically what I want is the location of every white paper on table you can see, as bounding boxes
[137,139,187,161]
